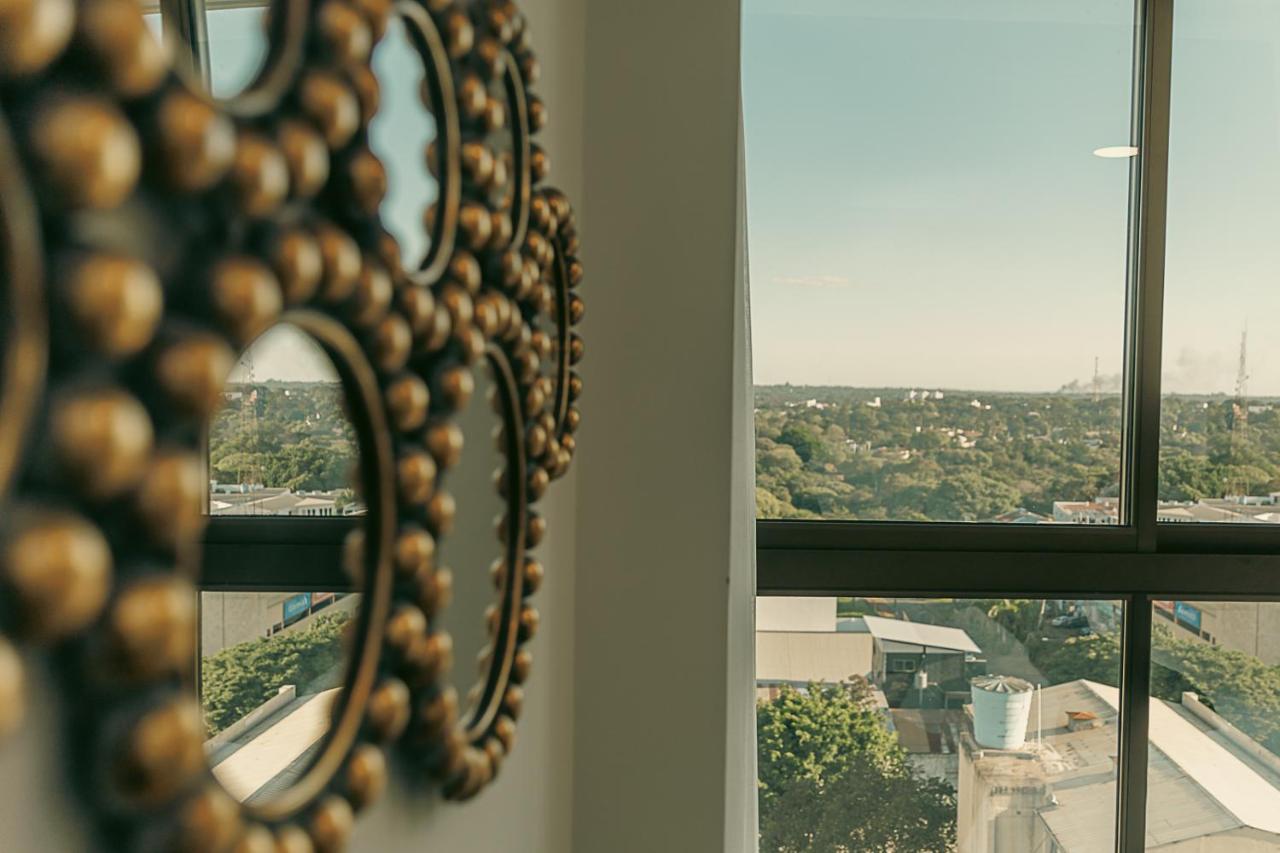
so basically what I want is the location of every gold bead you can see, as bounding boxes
[445,10,473,59]
[459,74,487,121]
[530,144,550,182]
[155,91,236,192]
[64,253,163,357]
[483,98,506,133]
[318,0,372,64]
[372,314,412,373]
[386,603,426,652]
[366,676,409,737]
[343,528,364,585]
[346,147,387,215]
[232,826,277,853]
[278,119,330,199]
[210,257,283,345]
[527,512,547,548]
[511,647,532,684]
[105,575,196,679]
[520,53,541,87]
[441,285,473,336]
[348,61,380,126]
[460,202,492,251]
[413,685,458,742]
[385,373,430,432]
[309,795,355,853]
[568,332,584,364]
[462,141,494,183]
[394,526,434,578]
[52,388,153,500]
[154,333,235,419]
[426,490,456,534]
[398,286,436,338]
[426,422,464,468]
[30,97,139,209]
[0,0,73,77]
[346,744,387,811]
[440,365,475,410]
[114,698,205,807]
[348,260,392,327]
[527,95,547,132]
[352,0,392,41]
[397,449,437,506]
[404,631,452,683]
[416,565,451,617]
[271,229,324,305]
[315,224,361,302]
[299,71,360,150]
[502,684,524,720]
[494,714,517,752]
[178,785,244,853]
[77,0,169,97]
[135,449,205,548]
[450,252,482,293]
[0,637,24,739]
[231,132,290,216]
[274,826,315,853]
[568,292,585,324]
[2,510,111,641]
[523,557,545,594]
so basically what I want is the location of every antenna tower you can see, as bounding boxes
[237,350,262,497]
[1092,356,1101,404]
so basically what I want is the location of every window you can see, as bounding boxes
[745,1,1280,852]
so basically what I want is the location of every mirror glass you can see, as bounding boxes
[206,2,273,100]
[201,324,365,805]
[369,12,441,272]
[436,361,508,720]
[208,325,362,518]
[201,589,360,804]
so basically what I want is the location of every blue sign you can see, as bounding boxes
[283,593,312,623]
[1175,601,1202,631]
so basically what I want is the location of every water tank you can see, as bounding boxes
[971,675,1034,750]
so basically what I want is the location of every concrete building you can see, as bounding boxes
[201,591,359,658]
[862,615,984,708]
[1153,599,1280,664]
[958,679,1280,852]
[209,486,362,517]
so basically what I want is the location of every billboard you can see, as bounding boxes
[1174,601,1202,632]
[283,593,312,624]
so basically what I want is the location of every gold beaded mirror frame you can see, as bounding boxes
[0,0,582,848]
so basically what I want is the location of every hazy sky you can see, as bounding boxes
[743,0,1280,394]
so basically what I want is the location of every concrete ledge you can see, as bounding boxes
[205,685,297,754]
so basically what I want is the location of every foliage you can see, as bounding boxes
[1033,625,1280,753]
[209,382,356,491]
[757,682,956,852]
[201,613,349,736]
[756,386,1280,521]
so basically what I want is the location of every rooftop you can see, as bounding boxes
[861,615,982,655]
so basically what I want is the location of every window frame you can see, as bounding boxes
[750,1,1280,851]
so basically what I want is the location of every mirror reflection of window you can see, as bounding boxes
[208,325,363,518]
[201,590,361,804]
[206,3,271,99]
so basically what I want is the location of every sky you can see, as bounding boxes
[742,0,1280,394]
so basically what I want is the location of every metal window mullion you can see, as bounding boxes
[1117,594,1154,853]
[160,0,212,86]
[1125,0,1175,554]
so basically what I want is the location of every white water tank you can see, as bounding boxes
[971,675,1034,750]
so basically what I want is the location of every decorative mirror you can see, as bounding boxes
[0,0,582,846]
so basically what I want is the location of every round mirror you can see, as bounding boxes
[170,0,309,115]
[434,357,507,726]
[199,318,387,814]
[369,6,457,283]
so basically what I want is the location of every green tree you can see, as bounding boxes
[758,682,956,852]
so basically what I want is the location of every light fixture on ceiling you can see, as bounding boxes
[1093,146,1139,158]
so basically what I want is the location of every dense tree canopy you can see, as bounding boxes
[756,386,1280,521]
[757,682,956,852]
[209,382,357,491]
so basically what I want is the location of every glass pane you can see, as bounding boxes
[208,325,363,517]
[206,4,271,99]
[1158,2,1280,524]
[756,595,1123,852]
[201,590,359,804]
[1145,600,1280,849]
[743,0,1137,523]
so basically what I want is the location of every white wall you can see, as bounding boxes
[574,0,749,851]
[0,0,584,849]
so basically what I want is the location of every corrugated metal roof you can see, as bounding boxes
[861,615,982,654]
